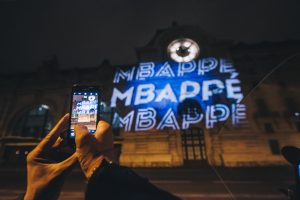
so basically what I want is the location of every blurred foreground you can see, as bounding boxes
[0,165,294,200]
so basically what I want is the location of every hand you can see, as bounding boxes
[74,120,113,179]
[24,114,77,200]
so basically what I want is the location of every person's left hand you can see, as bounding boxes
[24,114,77,200]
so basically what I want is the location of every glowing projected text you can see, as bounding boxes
[110,58,247,132]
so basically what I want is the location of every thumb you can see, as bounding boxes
[74,125,99,157]
[74,125,92,148]
[94,120,110,141]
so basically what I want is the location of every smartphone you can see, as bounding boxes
[68,85,100,147]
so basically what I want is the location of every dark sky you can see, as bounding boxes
[0,0,300,73]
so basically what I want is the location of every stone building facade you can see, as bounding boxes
[0,24,300,167]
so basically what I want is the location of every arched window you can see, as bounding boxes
[100,101,120,136]
[100,101,112,122]
[14,105,53,138]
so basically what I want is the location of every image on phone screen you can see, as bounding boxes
[70,92,99,138]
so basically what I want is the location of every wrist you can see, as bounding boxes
[85,156,105,179]
[24,181,62,200]
[24,188,39,200]
[24,183,47,200]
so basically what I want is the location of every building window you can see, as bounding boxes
[268,139,280,155]
[296,122,300,132]
[178,98,203,119]
[248,67,257,75]
[285,98,299,116]
[100,101,113,123]
[278,81,287,88]
[101,102,121,136]
[252,81,259,89]
[14,105,52,138]
[255,99,270,116]
[264,123,274,133]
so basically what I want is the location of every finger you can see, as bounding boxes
[53,141,75,161]
[56,153,78,171]
[60,129,69,140]
[94,121,110,141]
[52,137,63,148]
[75,124,105,157]
[37,113,70,151]
[50,128,68,148]
[94,121,114,154]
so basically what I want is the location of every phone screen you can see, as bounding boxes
[69,91,99,138]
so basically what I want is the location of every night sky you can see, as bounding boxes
[0,0,300,73]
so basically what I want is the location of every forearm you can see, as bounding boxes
[85,160,182,200]
[24,188,61,200]
[24,190,41,200]
[24,179,63,200]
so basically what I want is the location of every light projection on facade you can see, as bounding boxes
[110,58,247,132]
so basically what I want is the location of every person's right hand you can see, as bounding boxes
[74,121,114,179]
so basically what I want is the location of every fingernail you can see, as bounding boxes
[98,120,110,128]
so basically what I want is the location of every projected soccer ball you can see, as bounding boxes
[167,38,200,62]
